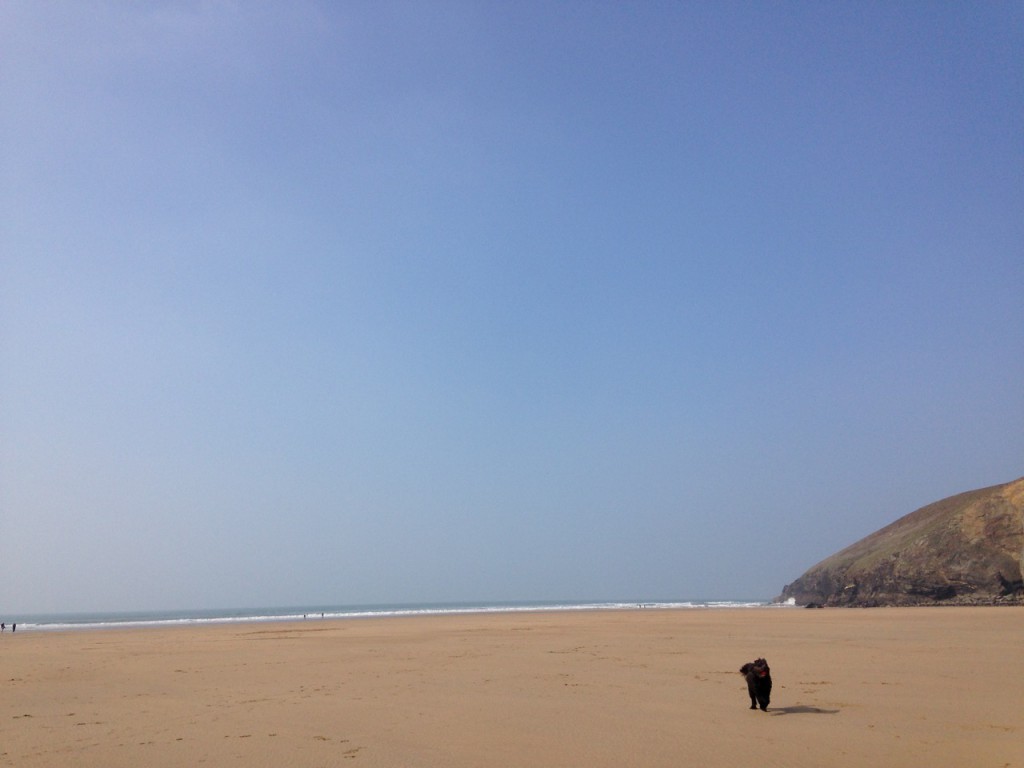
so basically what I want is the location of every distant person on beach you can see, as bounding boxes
[1,622,5,632]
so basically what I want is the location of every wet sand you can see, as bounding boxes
[2,607,1020,767]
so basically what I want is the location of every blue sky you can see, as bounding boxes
[2,2,1022,614]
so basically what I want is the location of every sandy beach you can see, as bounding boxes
[2,607,1020,767]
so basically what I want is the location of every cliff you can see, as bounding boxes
[777,476,1024,606]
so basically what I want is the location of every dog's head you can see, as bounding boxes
[750,658,770,677]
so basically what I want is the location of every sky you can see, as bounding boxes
[2,1,1022,615]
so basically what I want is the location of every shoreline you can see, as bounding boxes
[10,598,1023,636]
[1,598,778,633]
[3,607,1021,767]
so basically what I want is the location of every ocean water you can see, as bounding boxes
[3,599,786,633]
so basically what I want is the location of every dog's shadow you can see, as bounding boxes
[769,705,840,716]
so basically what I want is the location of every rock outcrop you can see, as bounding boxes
[777,477,1024,607]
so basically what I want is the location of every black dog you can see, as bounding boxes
[739,658,772,711]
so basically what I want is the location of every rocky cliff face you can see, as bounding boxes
[777,477,1024,607]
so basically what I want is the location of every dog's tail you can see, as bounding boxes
[739,663,753,675]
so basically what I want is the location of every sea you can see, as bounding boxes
[4,599,791,633]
